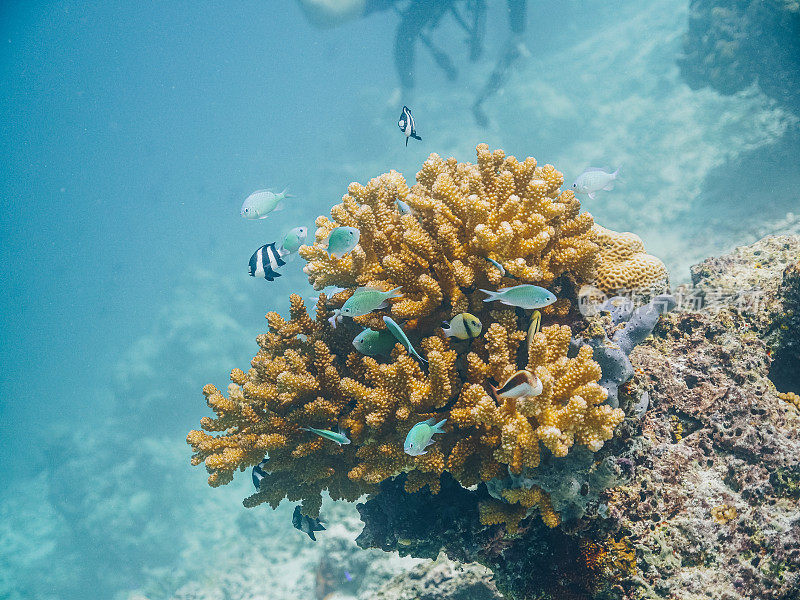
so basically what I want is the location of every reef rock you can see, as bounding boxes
[678,0,800,111]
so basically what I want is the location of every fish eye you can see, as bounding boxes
[572,183,577,188]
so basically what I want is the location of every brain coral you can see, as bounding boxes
[187,145,638,525]
[592,224,668,293]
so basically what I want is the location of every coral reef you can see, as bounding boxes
[356,234,800,600]
[188,145,630,521]
[591,225,669,294]
[299,143,599,320]
[678,0,800,111]
[186,152,799,600]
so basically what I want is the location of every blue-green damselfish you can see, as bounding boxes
[382,316,426,363]
[480,284,556,310]
[404,418,447,456]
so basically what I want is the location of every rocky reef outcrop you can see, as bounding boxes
[678,0,800,112]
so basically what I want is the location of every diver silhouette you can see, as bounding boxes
[295,0,528,127]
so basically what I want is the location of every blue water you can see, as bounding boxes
[1,2,797,599]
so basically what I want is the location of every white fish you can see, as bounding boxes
[571,168,620,200]
[241,188,289,219]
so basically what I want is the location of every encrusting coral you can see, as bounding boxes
[187,145,646,526]
[591,224,669,294]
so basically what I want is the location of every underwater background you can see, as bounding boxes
[1,1,798,599]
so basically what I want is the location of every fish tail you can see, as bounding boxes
[387,286,403,298]
[479,289,498,303]
[432,419,447,433]
[412,133,422,141]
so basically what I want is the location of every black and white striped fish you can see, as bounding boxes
[252,458,268,489]
[398,105,422,146]
[248,242,286,281]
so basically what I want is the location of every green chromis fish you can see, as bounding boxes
[395,199,413,215]
[480,285,557,310]
[326,226,360,258]
[485,256,506,276]
[404,418,446,456]
[442,313,482,340]
[341,286,402,318]
[278,226,308,255]
[382,316,427,363]
[352,328,397,355]
[241,188,289,219]
[301,426,351,446]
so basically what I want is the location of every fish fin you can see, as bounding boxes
[405,137,409,147]
[272,201,285,212]
[308,531,316,541]
[479,289,498,302]
[411,133,422,141]
[612,166,621,178]
[375,300,390,310]
[432,419,447,433]
[423,417,437,425]
[281,187,295,198]
[587,191,596,200]
[387,286,403,298]
[257,214,270,219]
[603,181,615,191]
[583,167,607,172]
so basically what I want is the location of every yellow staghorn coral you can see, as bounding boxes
[300,144,599,322]
[479,499,529,534]
[778,391,800,410]
[187,145,647,527]
[451,317,624,476]
[592,224,669,293]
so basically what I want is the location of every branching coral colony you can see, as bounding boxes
[187,144,666,526]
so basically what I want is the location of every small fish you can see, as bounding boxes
[344,570,353,582]
[353,328,398,356]
[292,505,326,541]
[485,256,506,276]
[480,285,556,310]
[301,426,351,446]
[571,167,620,200]
[383,316,427,363]
[490,370,543,400]
[252,458,268,489]
[278,226,308,255]
[326,226,360,258]
[526,310,541,360]
[241,188,289,219]
[442,313,482,340]
[341,286,402,318]
[328,308,343,329]
[398,105,422,146]
[249,242,286,281]
[404,418,447,456]
[395,199,413,215]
